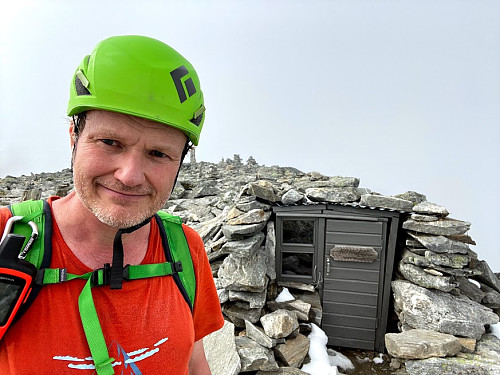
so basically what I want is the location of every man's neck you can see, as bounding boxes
[51,192,150,269]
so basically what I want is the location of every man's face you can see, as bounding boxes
[71,110,187,228]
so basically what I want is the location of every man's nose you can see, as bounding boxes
[113,151,147,187]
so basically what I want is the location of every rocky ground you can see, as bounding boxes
[2,156,500,375]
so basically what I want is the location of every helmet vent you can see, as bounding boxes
[190,113,203,127]
[75,76,91,96]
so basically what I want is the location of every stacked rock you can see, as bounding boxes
[388,201,500,374]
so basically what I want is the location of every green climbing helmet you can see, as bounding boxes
[67,35,205,145]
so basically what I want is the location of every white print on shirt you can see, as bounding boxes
[53,337,169,374]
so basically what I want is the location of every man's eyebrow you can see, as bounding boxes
[87,128,123,140]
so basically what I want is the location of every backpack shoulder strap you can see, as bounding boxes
[154,211,195,312]
[8,199,52,269]
[8,199,53,320]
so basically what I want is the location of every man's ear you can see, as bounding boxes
[69,121,77,149]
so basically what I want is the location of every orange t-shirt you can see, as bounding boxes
[0,198,224,374]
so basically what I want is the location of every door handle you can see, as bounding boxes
[326,256,331,276]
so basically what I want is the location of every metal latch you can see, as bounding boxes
[0,216,39,259]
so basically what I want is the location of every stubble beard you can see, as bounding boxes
[74,172,169,229]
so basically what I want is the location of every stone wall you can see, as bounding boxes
[1,154,499,374]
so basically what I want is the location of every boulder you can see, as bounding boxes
[402,218,471,236]
[409,233,469,254]
[385,329,461,359]
[222,303,262,327]
[281,189,305,205]
[261,309,300,339]
[273,333,310,368]
[405,336,500,375]
[475,261,500,293]
[247,180,280,203]
[222,222,267,240]
[360,194,414,211]
[305,187,362,203]
[227,208,271,225]
[220,232,265,258]
[235,336,279,372]
[412,201,449,217]
[218,247,269,292]
[245,320,279,348]
[392,281,499,340]
[398,263,457,292]
[204,321,241,375]
[424,250,470,269]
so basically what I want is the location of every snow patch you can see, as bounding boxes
[301,323,341,375]
[275,287,295,303]
[491,323,500,339]
[373,353,384,364]
[468,278,481,288]
[328,349,355,371]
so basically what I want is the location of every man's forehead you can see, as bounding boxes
[85,110,188,145]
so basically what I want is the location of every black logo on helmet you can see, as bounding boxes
[170,66,197,103]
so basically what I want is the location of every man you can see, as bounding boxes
[0,35,224,374]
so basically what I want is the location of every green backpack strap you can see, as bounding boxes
[155,211,196,311]
[8,199,52,269]
[8,199,53,321]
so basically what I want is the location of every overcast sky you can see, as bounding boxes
[1,0,499,270]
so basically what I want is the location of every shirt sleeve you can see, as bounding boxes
[0,207,12,234]
[182,224,225,342]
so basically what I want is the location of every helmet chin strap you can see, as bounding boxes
[109,141,191,289]
[110,217,152,289]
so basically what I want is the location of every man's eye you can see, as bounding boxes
[151,150,168,158]
[100,139,116,146]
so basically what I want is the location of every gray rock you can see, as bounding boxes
[409,233,470,254]
[385,329,461,359]
[204,320,241,375]
[247,180,280,203]
[481,284,500,309]
[401,248,431,268]
[305,187,362,203]
[261,309,300,339]
[227,208,271,225]
[405,336,500,375]
[405,356,500,375]
[245,320,278,348]
[191,213,226,242]
[193,184,221,198]
[425,250,470,269]
[281,189,305,205]
[398,263,457,292]
[456,276,486,303]
[394,191,427,204]
[392,280,499,340]
[267,299,312,321]
[265,221,277,281]
[475,261,500,293]
[222,222,267,240]
[223,303,262,327]
[360,194,414,211]
[411,213,439,222]
[235,196,272,212]
[413,201,449,217]
[235,336,279,372]
[273,333,310,368]
[290,290,323,326]
[218,247,268,292]
[402,218,471,236]
[277,281,316,293]
[229,288,268,309]
[220,232,265,258]
[329,176,360,188]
